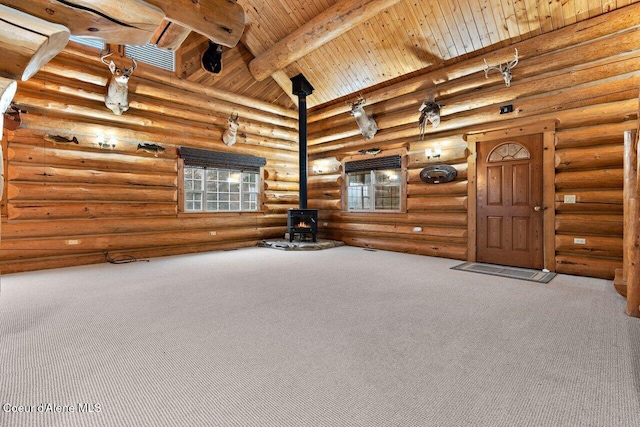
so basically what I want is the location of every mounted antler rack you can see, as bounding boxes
[484,48,519,87]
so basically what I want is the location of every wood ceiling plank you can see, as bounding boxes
[471,0,501,47]
[248,0,404,81]
[312,19,375,97]
[561,0,577,26]
[379,6,409,62]
[548,0,565,29]
[511,0,533,40]
[536,0,554,33]
[603,0,617,11]
[499,0,523,42]
[574,0,591,20]
[455,0,486,51]
[373,9,414,77]
[486,0,511,47]
[521,0,542,37]
[367,14,404,81]
[328,31,370,99]
[587,0,604,17]
[453,0,484,52]
[425,1,460,59]
[436,0,468,56]
[338,29,377,91]
[412,1,449,61]
[403,1,444,64]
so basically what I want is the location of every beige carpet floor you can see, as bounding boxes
[1,246,639,427]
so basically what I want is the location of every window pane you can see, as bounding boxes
[184,166,260,213]
[375,169,400,185]
[184,166,206,211]
[375,185,400,210]
[346,169,400,212]
[218,182,230,193]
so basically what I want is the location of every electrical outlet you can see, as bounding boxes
[564,195,576,204]
[323,222,328,227]
[413,227,422,232]
[66,240,79,245]
[499,104,514,114]
[210,231,217,236]
[574,238,586,245]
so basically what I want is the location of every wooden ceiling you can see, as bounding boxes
[176,0,639,110]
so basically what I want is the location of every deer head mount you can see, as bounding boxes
[100,51,137,115]
[484,48,518,87]
[349,97,377,140]
[222,112,240,146]
[418,94,443,140]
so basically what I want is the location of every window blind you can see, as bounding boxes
[179,147,266,172]
[344,155,402,173]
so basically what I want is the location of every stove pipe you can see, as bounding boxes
[291,74,314,209]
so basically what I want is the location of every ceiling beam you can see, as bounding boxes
[151,20,192,51]
[0,5,70,81]
[144,0,245,48]
[248,0,403,82]
[0,0,164,46]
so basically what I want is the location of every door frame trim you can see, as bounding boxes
[466,121,556,271]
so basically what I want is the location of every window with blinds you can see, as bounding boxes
[344,155,403,212]
[179,148,265,213]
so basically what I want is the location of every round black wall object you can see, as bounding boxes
[419,164,457,184]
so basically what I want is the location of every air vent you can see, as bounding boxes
[125,43,175,72]
[69,35,105,50]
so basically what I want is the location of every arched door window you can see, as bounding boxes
[487,142,530,162]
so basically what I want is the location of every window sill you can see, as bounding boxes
[178,211,263,218]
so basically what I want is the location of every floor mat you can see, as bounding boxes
[451,262,556,283]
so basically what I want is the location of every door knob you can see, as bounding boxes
[534,206,543,212]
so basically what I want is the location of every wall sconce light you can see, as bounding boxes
[97,135,117,149]
[312,165,323,174]
[425,146,442,160]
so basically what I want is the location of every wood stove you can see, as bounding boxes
[287,75,318,243]
[287,209,318,242]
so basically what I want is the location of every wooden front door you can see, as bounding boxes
[476,134,543,269]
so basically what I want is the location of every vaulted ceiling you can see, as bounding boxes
[2,0,638,112]
[179,0,639,110]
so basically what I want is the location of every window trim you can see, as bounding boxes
[341,149,407,213]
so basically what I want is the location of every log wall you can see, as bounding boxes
[307,6,640,279]
[0,43,298,274]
